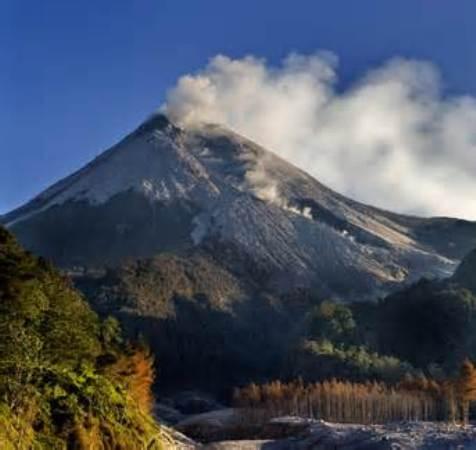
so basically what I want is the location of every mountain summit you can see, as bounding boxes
[4,114,476,299]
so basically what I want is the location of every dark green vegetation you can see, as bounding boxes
[0,227,165,449]
[74,244,476,397]
[377,282,476,371]
[77,252,291,391]
[75,237,476,431]
[453,249,476,292]
[289,252,476,385]
[356,254,476,374]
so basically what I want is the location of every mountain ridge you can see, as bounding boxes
[4,113,476,300]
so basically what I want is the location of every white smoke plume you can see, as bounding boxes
[244,151,313,219]
[164,53,476,220]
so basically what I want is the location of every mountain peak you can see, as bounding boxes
[134,113,179,136]
[4,113,476,299]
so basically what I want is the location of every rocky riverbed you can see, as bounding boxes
[170,416,476,449]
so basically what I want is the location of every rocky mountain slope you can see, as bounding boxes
[3,114,476,300]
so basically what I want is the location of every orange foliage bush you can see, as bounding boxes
[106,348,155,414]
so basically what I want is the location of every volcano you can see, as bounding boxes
[4,114,476,300]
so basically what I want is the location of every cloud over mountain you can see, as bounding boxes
[165,53,476,220]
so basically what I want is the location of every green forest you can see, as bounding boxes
[81,247,476,393]
[0,227,168,449]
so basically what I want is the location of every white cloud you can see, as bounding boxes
[164,53,476,220]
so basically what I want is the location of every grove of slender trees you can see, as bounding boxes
[234,359,476,424]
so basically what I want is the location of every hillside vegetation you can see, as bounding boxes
[75,243,476,396]
[0,227,166,449]
[235,359,476,425]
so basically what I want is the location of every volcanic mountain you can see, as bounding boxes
[3,114,476,300]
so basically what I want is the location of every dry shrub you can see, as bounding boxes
[106,348,155,414]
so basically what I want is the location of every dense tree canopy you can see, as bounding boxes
[378,280,476,371]
[0,227,165,449]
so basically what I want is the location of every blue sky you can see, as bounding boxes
[1,0,476,214]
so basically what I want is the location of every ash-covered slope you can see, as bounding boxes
[4,114,476,299]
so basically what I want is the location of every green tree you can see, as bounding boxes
[308,300,356,344]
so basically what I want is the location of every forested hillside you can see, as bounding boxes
[0,227,166,449]
[74,245,476,396]
[453,249,476,292]
[297,252,476,382]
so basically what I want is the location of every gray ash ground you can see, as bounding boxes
[173,415,476,449]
